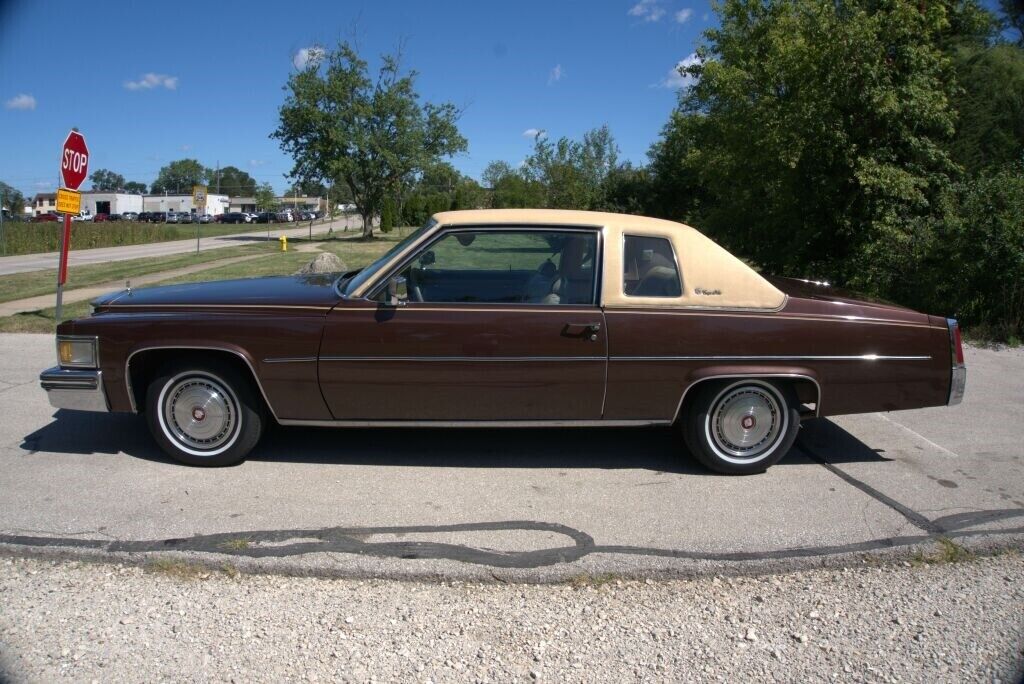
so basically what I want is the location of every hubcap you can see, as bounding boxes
[162,376,236,452]
[709,385,782,460]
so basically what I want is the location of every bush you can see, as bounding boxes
[928,165,1024,341]
[0,221,182,256]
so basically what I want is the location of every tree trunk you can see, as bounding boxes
[360,211,374,239]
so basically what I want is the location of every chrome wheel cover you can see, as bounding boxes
[158,372,240,456]
[706,382,787,464]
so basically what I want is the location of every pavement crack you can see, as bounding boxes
[797,441,943,534]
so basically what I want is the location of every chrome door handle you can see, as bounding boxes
[563,322,602,341]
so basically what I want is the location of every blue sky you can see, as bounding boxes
[0,0,713,196]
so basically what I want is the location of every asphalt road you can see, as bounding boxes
[0,215,361,276]
[1,333,1021,581]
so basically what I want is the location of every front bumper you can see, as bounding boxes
[39,367,109,412]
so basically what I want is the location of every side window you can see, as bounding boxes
[623,235,682,297]
[388,230,598,305]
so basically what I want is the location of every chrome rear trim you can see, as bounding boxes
[277,418,668,428]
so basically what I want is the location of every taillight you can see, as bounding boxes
[948,318,964,366]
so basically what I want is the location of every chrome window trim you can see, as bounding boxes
[946,317,967,406]
[56,334,99,369]
[621,232,683,298]
[672,373,823,422]
[362,224,605,307]
[124,345,279,420]
[276,418,668,428]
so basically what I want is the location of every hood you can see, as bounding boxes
[91,274,340,312]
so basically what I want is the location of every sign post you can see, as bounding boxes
[192,185,207,254]
[55,130,89,325]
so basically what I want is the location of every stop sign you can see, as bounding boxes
[60,130,89,190]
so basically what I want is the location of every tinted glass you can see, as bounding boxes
[393,230,598,305]
[623,235,682,297]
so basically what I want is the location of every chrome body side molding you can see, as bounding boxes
[276,418,669,428]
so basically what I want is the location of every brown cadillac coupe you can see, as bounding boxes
[39,209,966,474]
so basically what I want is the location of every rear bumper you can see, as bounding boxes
[948,365,967,406]
[39,367,109,412]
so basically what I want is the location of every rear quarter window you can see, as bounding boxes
[623,235,682,297]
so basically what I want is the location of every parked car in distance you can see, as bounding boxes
[179,213,194,224]
[71,212,94,222]
[32,213,60,222]
[108,213,122,222]
[121,212,139,221]
[147,212,167,223]
[93,213,110,222]
[136,212,150,222]
[276,210,295,222]
[197,214,213,224]
[40,209,967,473]
[255,212,277,223]
[221,212,250,224]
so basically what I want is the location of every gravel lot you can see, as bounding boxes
[1,553,1021,683]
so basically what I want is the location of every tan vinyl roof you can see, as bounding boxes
[431,209,786,310]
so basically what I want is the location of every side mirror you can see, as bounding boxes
[386,276,408,307]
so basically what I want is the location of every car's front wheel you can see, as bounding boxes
[681,379,799,475]
[145,361,264,467]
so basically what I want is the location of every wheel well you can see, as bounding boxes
[127,348,268,415]
[674,375,820,423]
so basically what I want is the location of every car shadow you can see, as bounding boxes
[22,412,888,472]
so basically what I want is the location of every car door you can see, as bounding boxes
[318,227,607,421]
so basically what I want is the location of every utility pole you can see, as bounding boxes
[0,188,5,257]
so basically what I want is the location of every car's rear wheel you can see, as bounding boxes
[681,379,799,475]
[145,361,264,467]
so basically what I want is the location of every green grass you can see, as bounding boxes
[0,220,269,256]
[0,234,401,333]
[0,243,274,304]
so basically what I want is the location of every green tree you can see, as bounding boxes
[254,183,277,211]
[124,181,147,194]
[273,42,467,237]
[523,125,619,209]
[211,166,257,196]
[0,181,26,220]
[482,160,545,208]
[949,43,1024,172]
[150,159,208,194]
[1000,0,1024,45]
[88,169,126,192]
[672,0,969,298]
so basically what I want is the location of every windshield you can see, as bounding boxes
[342,219,437,297]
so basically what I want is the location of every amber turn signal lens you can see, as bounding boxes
[57,338,97,368]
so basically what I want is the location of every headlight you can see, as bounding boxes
[57,337,98,368]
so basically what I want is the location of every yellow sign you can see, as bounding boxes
[56,188,81,215]
[192,184,208,210]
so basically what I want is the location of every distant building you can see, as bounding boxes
[276,195,326,212]
[78,192,144,216]
[142,193,229,216]
[228,197,257,213]
[32,193,57,216]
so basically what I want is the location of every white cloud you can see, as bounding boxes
[675,8,693,23]
[628,0,666,22]
[124,73,178,91]
[249,159,266,167]
[522,128,547,140]
[4,93,36,110]
[548,64,563,84]
[180,144,192,152]
[293,46,326,70]
[661,53,701,89]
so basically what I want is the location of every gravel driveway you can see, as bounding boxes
[1,554,1021,682]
